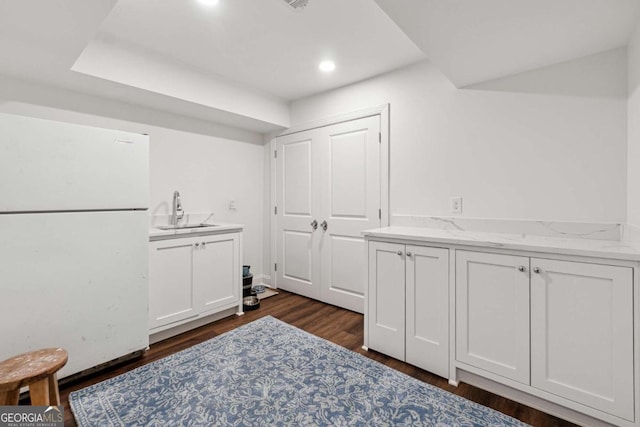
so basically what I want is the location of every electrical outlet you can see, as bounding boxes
[450,196,462,214]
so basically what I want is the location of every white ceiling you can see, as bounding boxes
[0,0,639,133]
[86,0,425,101]
[0,0,288,133]
[374,0,640,88]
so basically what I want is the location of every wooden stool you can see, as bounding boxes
[0,348,68,406]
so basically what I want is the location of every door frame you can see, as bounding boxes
[270,103,390,289]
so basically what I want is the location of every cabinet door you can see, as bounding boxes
[406,245,449,378]
[368,241,405,360]
[456,251,530,384]
[149,238,197,330]
[195,233,240,314]
[530,259,633,421]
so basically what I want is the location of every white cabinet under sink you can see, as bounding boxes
[149,237,197,328]
[149,229,242,334]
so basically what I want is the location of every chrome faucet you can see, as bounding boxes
[171,191,184,225]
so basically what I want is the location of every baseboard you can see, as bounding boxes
[57,350,145,387]
[149,307,237,345]
[457,370,618,427]
[253,274,272,287]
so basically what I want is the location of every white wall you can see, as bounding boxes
[0,75,265,275]
[290,52,628,223]
[627,24,640,228]
[148,131,264,277]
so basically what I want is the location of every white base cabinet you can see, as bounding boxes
[149,236,197,329]
[530,258,634,422]
[368,241,449,378]
[149,231,241,333]
[456,250,634,423]
[455,251,530,384]
[365,230,639,427]
[368,241,405,361]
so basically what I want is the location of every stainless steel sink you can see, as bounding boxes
[156,223,220,230]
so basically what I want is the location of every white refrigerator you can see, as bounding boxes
[0,113,150,378]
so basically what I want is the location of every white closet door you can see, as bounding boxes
[318,115,381,313]
[275,115,382,313]
[275,129,322,300]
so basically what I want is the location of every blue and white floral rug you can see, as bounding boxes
[70,316,528,426]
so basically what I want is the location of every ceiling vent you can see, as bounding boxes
[282,0,308,11]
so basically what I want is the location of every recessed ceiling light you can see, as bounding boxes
[197,0,219,6]
[319,60,336,72]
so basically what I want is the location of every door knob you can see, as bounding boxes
[320,220,328,231]
[310,219,318,231]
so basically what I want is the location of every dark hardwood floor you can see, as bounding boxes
[59,290,577,426]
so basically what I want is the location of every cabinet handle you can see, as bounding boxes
[533,267,541,274]
[202,242,206,247]
[320,220,328,231]
[518,265,526,272]
[310,219,318,231]
[195,243,200,248]
[397,250,403,256]
[406,251,412,257]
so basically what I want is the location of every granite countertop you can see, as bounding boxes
[149,223,244,240]
[362,226,640,262]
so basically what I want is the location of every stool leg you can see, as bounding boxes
[47,374,60,405]
[0,389,19,405]
[29,378,50,406]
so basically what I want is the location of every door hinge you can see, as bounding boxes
[274,206,278,215]
[378,208,381,219]
[274,150,277,159]
[274,263,277,272]
[378,132,381,143]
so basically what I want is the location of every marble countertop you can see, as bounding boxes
[362,226,640,262]
[149,223,244,240]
